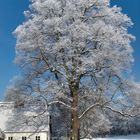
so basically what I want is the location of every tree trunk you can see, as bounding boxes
[70,89,80,140]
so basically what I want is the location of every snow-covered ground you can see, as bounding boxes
[83,134,140,140]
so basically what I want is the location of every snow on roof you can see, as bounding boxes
[0,102,14,131]
[0,102,14,104]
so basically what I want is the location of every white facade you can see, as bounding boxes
[0,102,50,140]
[5,131,49,140]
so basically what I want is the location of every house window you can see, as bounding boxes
[0,138,4,140]
[22,137,26,140]
[35,136,40,140]
[8,137,13,140]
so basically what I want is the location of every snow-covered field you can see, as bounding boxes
[83,135,140,140]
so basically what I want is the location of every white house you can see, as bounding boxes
[0,102,50,140]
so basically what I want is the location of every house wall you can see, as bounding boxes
[5,131,49,140]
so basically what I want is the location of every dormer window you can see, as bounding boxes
[22,137,26,140]
[35,136,40,140]
[8,137,13,140]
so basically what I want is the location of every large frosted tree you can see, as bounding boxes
[11,0,138,139]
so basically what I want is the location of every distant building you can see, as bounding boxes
[0,102,50,140]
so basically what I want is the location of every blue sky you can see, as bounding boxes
[0,0,29,99]
[0,0,140,99]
